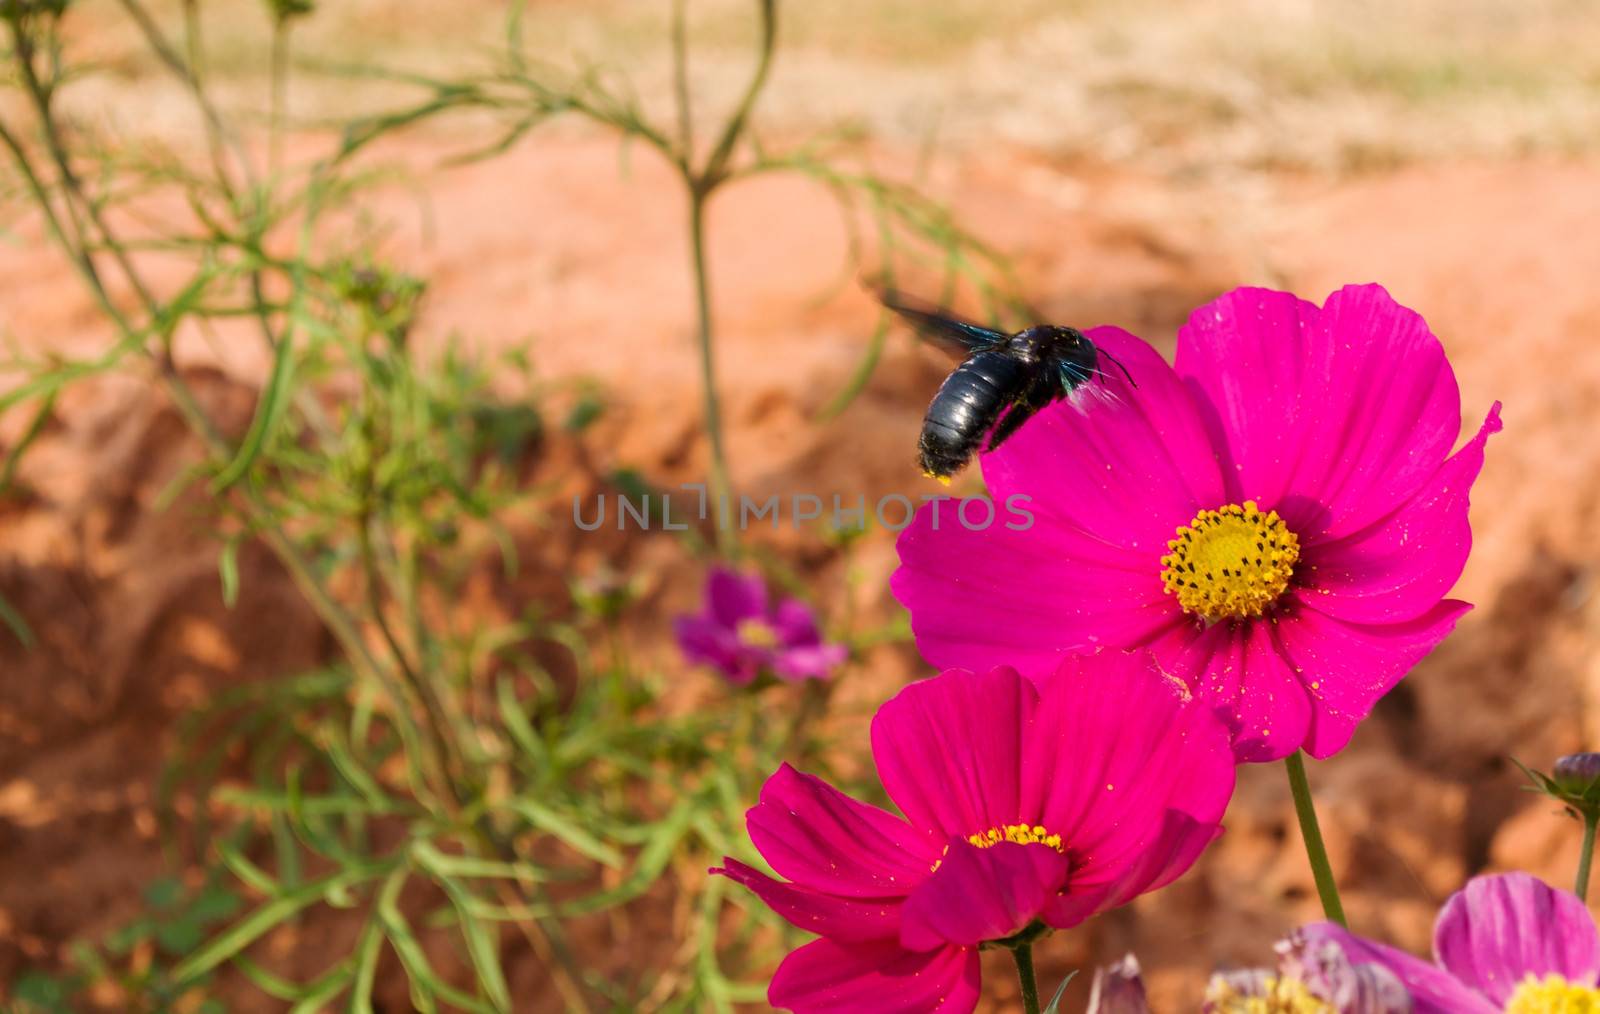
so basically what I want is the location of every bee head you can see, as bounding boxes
[1011,324,1081,361]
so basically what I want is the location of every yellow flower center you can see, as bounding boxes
[967,823,1064,851]
[735,617,779,649]
[1203,974,1332,1014]
[930,823,1065,872]
[1160,501,1300,621]
[1506,974,1600,1013]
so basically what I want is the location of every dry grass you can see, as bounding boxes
[63,0,1600,178]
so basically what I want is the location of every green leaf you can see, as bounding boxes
[233,956,304,1001]
[817,310,889,420]
[188,885,244,924]
[1041,969,1078,1014]
[319,729,392,810]
[219,840,280,896]
[375,867,497,1014]
[0,388,56,493]
[506,798,623,869]
[171,864,385,983]
[286,961,354,1014]
[422,860,512,1013]
[410,842,549,883]
[219,536,241,608]
[155,917,207,956]
[560,801,693,915]
[562,391,605,433]
[210,330,297,493]
[349,916,385,1014]
[13,970,73,1009]
[143,876,185,910]
[0,590,35,648]
[496,677,548,770]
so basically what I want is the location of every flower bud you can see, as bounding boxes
[1553,753,1600,797]
[1087,954,1149,1014]
[1515,753,1600,822]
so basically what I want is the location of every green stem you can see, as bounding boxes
[1285,750,1347,926]
[1012,941,1041,1014]
[1578,811,1598,900]
[686,187,734,554]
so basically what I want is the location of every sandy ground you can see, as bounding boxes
[3,2,1600,1009]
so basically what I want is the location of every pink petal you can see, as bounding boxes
[773,643,847,682]
[1092,811,1224,911]
[979,325,1225,553]
[870,666,1035,839]
[1171,287,1321,516]
[1275,599,1471,759]
[1177,284,1463,542]
[1046,811,1222,930]
[673,615,743,678]
[1301,403,1501,624]
[772,597,823,643]
[1151,620,1313,763]
[768,937,981,1014]
[1024,650,1235,882]
[1301,923,1498,1014]
[747,764,940,898]
[708,567,768,625]
[712,859,902,941]
[892,500,1183,680]
[900,840,1070,950]
[1434,872,1600,1005]
[1280,930,1414,1013]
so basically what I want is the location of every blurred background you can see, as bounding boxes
[2,0,1598,1010]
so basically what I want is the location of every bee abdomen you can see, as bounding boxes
[918,351,1025,478]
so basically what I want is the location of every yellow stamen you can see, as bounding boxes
[930,823,1065,872]
[1160,500,1299,621]
[1203,974,1332,1013]
[966,823,1064,851]
[1506,973,1600,1013]
[735,617,779,649]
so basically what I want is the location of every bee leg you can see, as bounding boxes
[984,401,1041,453]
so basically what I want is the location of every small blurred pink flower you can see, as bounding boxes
[712,651,1235,1013]
[894,284,1501,762]
[674,566,845,686]
[1088,934,1410,1013]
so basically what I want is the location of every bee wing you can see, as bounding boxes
[876,288,1008,359]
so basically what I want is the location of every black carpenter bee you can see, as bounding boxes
[881,290,1133,481]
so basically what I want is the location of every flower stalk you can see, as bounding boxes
[1285,750,1347,926]
[1578,811,1598,901]
[686,187,733,555]
[1013,941,1042,1014]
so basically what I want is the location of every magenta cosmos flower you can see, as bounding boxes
[712,651,1234,1013]
[674,567,846,685]
[893,284,1501,762]
[1306,873,1600,1013]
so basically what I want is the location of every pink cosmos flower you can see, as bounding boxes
[674,567,847,685]
[893,284,1501,762]
[1305,872,1600,1013]
[712,651,1235,1013]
